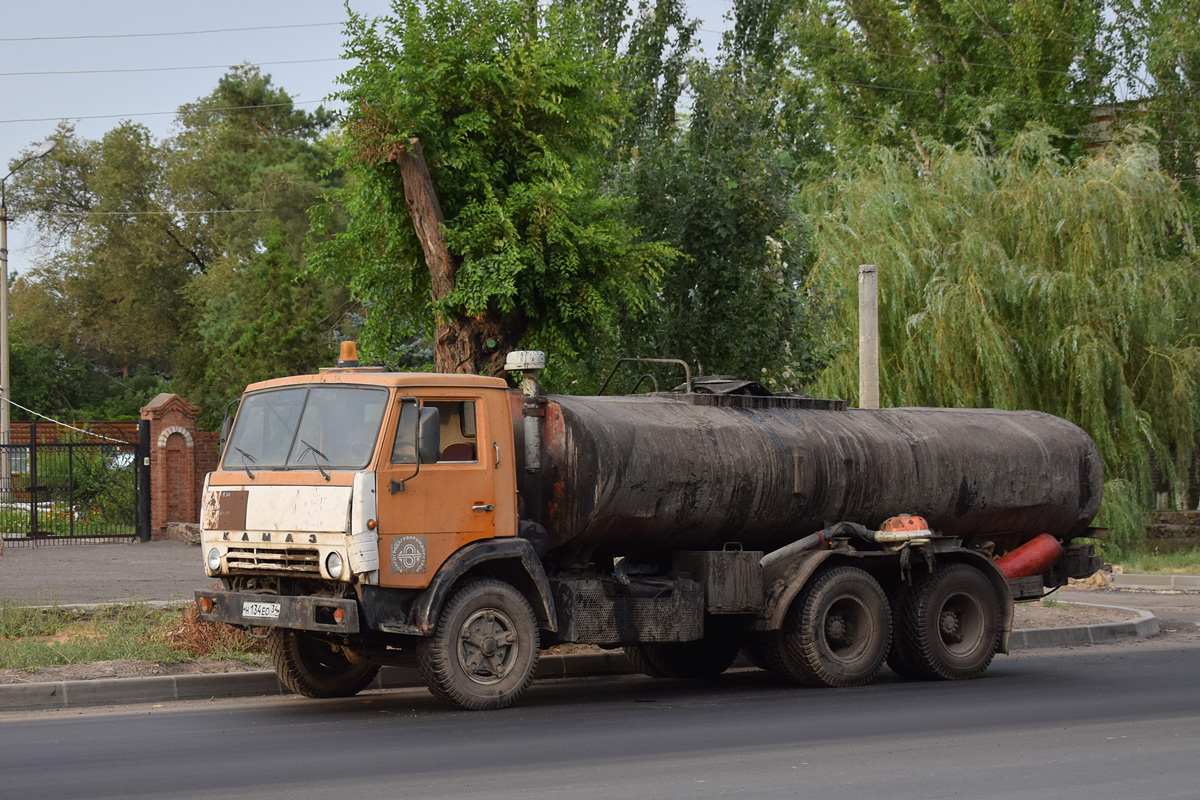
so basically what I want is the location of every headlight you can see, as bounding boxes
[207,548,222,573]
[325,551,344,579]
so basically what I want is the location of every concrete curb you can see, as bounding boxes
[1008,601,1159,650]
[0,606,1157,713]
[0,651,638,714]
[1112,573,1200,592]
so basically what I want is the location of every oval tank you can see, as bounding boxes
[522,393,1103,565]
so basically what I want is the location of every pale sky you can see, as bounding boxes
[1,0,732,279]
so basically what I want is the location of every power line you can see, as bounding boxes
[793,38,1193,91]
[832,79,1200,123]
[50,209,266,216]
[837,107,1200,148]
[842,110,1027,136]
[0,21,343,44]
[0,396,129,444]
[0,100,324,126]
[0,58,342,79]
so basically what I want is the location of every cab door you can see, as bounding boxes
[375,393,496,589]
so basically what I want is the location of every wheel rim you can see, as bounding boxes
[822,595,874,664]
[457,607,520,685]
[936,590,986,658]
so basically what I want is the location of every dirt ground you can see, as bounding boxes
[0,600,1138,685]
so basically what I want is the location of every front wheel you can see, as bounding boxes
[417,579,541,711]
[766,566,891,688]
[268,630,380,698]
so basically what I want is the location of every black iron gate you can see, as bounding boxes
[0,420,151,546]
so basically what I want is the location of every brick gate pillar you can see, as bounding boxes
[140,393,201,539]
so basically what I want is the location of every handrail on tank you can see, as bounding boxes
[597,358,693,396]
[629,374,659,394]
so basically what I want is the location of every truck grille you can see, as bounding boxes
[225,546,320,575]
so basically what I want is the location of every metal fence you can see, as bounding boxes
[0,421,150,547]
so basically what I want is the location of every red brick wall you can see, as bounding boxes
[195,431,221,478]
[140,394,219,539]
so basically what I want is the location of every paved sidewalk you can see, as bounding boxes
[1112,573,1200,592]
[0,539,211,606]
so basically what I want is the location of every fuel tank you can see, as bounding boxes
[520,393,1103,565]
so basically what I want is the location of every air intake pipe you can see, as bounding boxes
[760,516,935,568]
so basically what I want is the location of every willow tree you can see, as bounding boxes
[312,0,674,376]
[805,129,1199,553]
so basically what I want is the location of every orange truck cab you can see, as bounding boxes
[197,351,554,708]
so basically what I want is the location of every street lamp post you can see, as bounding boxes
[1,139,58,490]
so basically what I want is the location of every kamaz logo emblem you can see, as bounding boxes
[390,536,427,575]
[221,532,318,543]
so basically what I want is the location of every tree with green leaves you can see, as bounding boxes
[169,67,352,425]
[7,68,352,424]
[312,0,676,377]
[7,122,195,379]
[780,0,1109,159]
[1107,0,1200,190]
[600,0,827,391]
[804,130,1199,553]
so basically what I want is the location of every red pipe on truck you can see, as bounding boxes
[995,533,1064,579]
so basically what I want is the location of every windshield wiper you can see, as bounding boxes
[233,447,256,480]
[297,439,331,482]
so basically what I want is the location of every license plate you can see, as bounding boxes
[242,600,281,619]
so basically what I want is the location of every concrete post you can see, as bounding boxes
[858,264,880,410]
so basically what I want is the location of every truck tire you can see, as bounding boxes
[268,630,381,698]
[886,584,927,680]
[768,566,891,688]
[416,578,541,711]
[898,563,1000,680]
[623,636,741,680]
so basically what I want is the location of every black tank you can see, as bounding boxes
[522,393,1102,564]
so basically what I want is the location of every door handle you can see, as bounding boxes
[472,503,495,512]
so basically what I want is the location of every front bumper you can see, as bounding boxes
[194,590,361,634]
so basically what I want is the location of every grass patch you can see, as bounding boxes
[1116,548,1200,575]
[0,600,265,671]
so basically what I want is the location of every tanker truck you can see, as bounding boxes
[195,346,1104,710]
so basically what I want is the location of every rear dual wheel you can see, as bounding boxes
[767,566,891,688]
[891,564,1001,681]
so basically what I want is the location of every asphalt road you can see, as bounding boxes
[3,625,1198,800]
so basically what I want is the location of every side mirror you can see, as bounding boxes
[417,407,441,464]
[218,398,240,461]
[389,399,440,494]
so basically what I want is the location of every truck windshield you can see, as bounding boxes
[222,385,388,471]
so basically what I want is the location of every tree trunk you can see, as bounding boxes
[434,314,523,377]
[391,137,523,376]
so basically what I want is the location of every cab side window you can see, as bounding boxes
[426,400,478,462]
